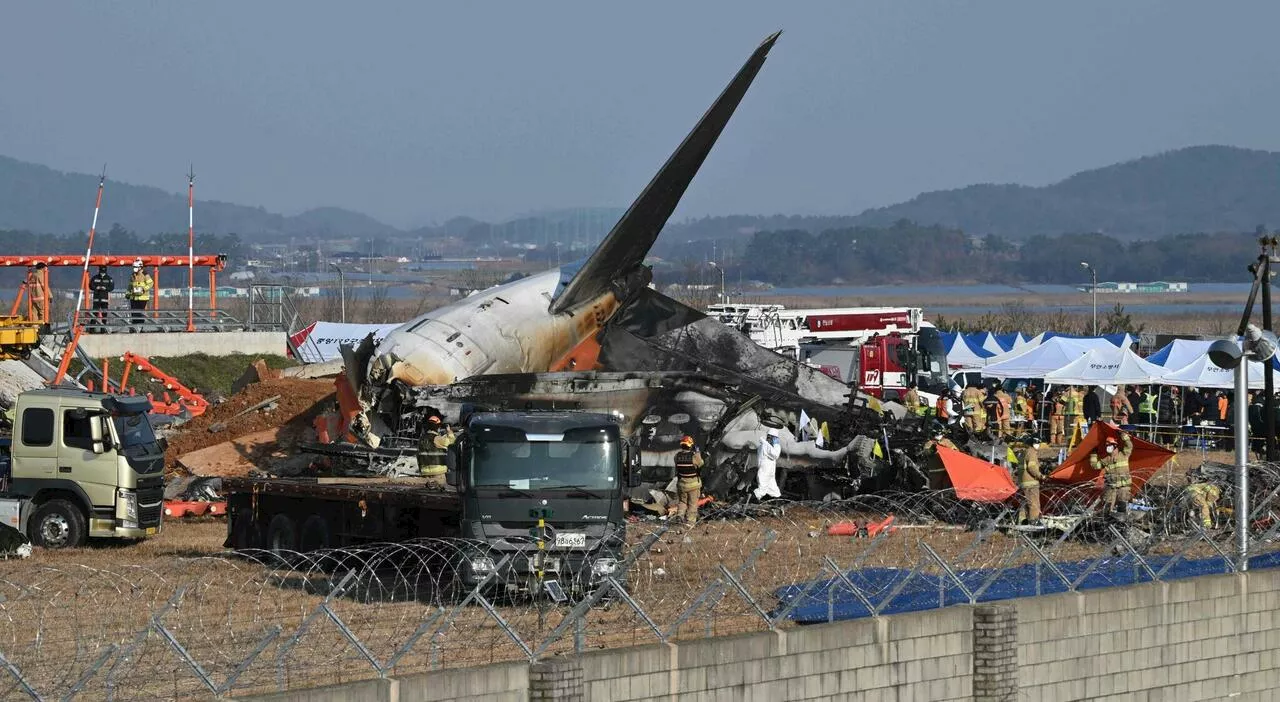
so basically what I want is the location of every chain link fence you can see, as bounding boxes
[3,466,1280,700]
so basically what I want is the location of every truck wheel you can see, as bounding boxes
[230,511,261,550]
[299,515,332,552]
[265,513,298,553]
[29,499,87,549]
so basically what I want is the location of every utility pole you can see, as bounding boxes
[329,263,346,323]
[1080,261,1098,335]
[1261,235,1278,461]
[708,261,725,304]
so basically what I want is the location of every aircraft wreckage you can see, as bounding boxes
[325,32,959,501]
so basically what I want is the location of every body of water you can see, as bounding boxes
[760,283,1255,298]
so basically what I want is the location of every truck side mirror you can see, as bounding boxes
[90,415,106,454]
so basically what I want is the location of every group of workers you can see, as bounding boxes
[88,260,154,331]
[16,259,154,332]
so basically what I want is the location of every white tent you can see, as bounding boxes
[1042,347,1166,385]
[1007,332,1037,354]
[981,336,1119,374]
[974,332,1005,355]
[1146,339,1214,368]
[944,334,993,369]
[1160,354,1280,389]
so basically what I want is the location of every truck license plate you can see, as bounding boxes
[555,532,586,548]
[146,527,157,535]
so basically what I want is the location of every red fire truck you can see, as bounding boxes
[706,303,950,406]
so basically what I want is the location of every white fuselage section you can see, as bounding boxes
[368,268,614,387]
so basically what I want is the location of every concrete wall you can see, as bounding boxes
[573,607,972,702]
[78,331,286,359]
[239,567,1280,702]
[1016,570,1280,700]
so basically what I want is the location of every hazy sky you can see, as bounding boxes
[3,2,1278,228]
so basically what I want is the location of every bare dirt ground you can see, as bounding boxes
[164,378,336,477]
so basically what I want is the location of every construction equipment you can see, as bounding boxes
[114,352,210,418]
[0,316,42,361]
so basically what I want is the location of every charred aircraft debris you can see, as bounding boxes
[327,32,981,501]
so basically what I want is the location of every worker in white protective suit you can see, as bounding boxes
[753,427,783,500]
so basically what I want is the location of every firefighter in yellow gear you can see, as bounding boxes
[1186,481,1222,529]
[924,427,958,490]
[995,388,1013,437]
[924,430,957,454]
[902,383,922,416]
[1090,433,1134,517]
[125,259,154,329]
[417,414,456,488]
[673,435,705,525]
[1063,386,1083,441]
[1017,436,1046,523]
[957,386,972,430]
[1049,392,1066,445]
[1111,385,1134,425]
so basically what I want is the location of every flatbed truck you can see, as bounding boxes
[224,410,638,596]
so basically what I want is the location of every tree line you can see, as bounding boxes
[730,220,1262,286]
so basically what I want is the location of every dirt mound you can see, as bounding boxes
[164,378,336,476]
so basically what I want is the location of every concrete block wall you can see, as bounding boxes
[577,605,973,702]
[239,567,1280,702]
[1017,569,1280,701]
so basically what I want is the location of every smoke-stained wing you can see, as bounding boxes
[550,31,781,314]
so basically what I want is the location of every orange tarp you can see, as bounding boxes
[935,445,1018,503]
[1048,422,1175,492]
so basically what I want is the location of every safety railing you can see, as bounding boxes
[77,307,242,334]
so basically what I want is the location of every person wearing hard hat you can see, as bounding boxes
[1185,471,1222,530]
[753,427,782,500]
[1089,432,1134,518]
[125,259,153,330]
[902,382,922,417]
[672,435,706,526]
[1017,436,1046,524]
[417,414,456,488]
[923,425,957,454]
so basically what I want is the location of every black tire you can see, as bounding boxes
[265,513,298,553]
[299,515,332,552]
[29,499,87,549]
[230,510,261,550]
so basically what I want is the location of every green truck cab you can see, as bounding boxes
[0,389,166,548]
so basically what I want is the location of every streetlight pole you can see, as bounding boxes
[708,261,725,303]
[1080,261,1098,335]
[329,263,346,323]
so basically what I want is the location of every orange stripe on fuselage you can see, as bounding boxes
[550,293,618,371]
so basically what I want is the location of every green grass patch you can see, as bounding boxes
[71,353,298,397]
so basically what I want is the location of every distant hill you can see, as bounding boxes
[849,145,1280,239]
[4,145,1280,243]
[0,156,399,237]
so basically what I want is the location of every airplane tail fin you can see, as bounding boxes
[550,31,781,314]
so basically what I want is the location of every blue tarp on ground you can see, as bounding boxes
[773,549,1280,624]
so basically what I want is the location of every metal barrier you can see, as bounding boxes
[80,307,242,334]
